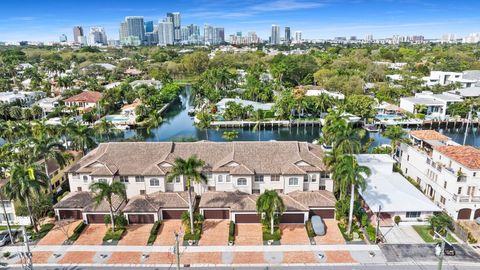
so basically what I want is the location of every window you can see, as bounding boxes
[135,176,145,183]
[303,175,309,182]
[407,155,410,161]
[98,178,107,183]
[458,187,462,195]
[226,175,231,182]
[218,175,223,183]
[0,213,14,222]
[119,176,129,183]
[205,172,212,180]
[237,178,247,186]
[83,175,88,183]
[474,172,477,177]
[254,175,264,182]
[288,177,299,186]
[77,187,82,192]
[405,168,408,174]
[150,178,160,187]
[175,176,181,183]
[1,201,11,208]
[271,175,280,182]
[440,196,446,205]
[426,158,431,165]
[140,190,146,195]
[443,181,447,189]
[406,212,421,218]
[311,174,317,182]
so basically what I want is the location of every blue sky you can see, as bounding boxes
[0,0,479,42]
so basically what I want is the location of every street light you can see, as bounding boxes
[434,231,452,270]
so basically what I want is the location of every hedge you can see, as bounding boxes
[262,226,281,241]
[68,222,87,242]
[147,221,162,245]
[103,228,126,242]
[228,221,235,242]
[305,220,315,238]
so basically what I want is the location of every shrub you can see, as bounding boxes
[147,221,162,245]
[305,220,315,238]
[30,223,55,241]
[394,216,401,225]
[228,221,235,242]
[262,226,281,241]
[361,213,369,227]
[366,224,376,242]
[47,211,55,218]
[68,222,87,242]
[468,232,478,244]
[104,214,128,229]
[103,228,126,242]
[183,223,202,242]
[3,252,10,258]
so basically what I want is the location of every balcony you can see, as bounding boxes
[453,194,480,203]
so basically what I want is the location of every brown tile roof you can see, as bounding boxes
[409,130,449,141]
[435,146,480,169]
[70,141,327,177]
[288,190,336,208]
[53,192,92,209]
[64,91,102,103]
[83,193,125,213]
[122,191,192,212]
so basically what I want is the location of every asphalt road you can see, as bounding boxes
[380,244,480,263]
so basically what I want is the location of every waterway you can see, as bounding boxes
[108,86,480,148]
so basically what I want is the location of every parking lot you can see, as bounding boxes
[380,244,480,263]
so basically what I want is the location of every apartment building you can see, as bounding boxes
[56,141,335,224]
[399,91,462,120]
[397,130,480,220]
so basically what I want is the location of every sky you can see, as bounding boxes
[0,0,479,42]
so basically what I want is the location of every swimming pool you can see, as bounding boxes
[105,115,130,123]
[376,114,403,121]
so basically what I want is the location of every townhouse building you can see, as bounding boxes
[397,130,480,220]
[55,141,336,224]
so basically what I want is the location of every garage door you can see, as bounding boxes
[86,214,105,224]
[162,210,185,219]
[128,214,155,224]
[280,213,305,223]
[309,209,335,219]
[457,208,472,220]
[235,213,260,223]
[58,210,82,220]
[204,210,229,219]
[475,209,480,219]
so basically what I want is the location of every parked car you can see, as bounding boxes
[0,230,18,246]
[311,215,326,236]
[435,242,456,256]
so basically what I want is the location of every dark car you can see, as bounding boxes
[0,230,18,246]
[435,242,456,256]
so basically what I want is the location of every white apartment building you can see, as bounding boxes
[422,71,477,88]
[397,130,480,220]
[0,91,45,105]
[399,91,462,120]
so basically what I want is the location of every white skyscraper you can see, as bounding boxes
[293,31,302,44]
[204,24,214,45]
[88,27,107,45]
[166,12,181,43]
[125,16,145,44]
[271,25,281,45]
[158,20,174,46]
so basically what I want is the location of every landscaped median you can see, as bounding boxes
[67,222,87,243]
[147,221,162,245]
[182,212,204,246]
[102,214,128,245]
[228,221,235,245]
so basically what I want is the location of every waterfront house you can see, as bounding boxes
[215,98,274,114]
[399,91,462,120]
[0,91,45,105]
[397,130,480,220]
[64,91,102,113]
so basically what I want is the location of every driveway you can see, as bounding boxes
[199,220,229,246]
[235,224,263,245]
[38,220,82,245]
[118,224,152,246]
[279,224,310,245]
[74,224,108,245]
[381,244,480,263]
[380,226,424,244]
[314,219,345,244]
[154,220,184,246]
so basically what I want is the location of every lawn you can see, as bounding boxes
[413,226,457,243]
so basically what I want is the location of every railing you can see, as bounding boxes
[453,194,480,203]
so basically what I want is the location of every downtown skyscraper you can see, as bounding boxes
[284,27,291,44]
[88,27,107,45]
[271,25,281,45]
[120,16,145,45]
[73,26,84,44]
[166,12,181,44]
[158,19,174,46]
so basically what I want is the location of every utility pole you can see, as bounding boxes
[463,105,473,145]
[174,232,180,270]
[434,231,450,270]
[375,205,381,243]
[21,226,33,270]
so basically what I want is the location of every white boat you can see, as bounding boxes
[363,124,380,132]
[115,124,130,130]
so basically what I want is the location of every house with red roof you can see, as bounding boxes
[64,91,102,113]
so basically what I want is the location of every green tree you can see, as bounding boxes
[428,212,453,236]
[70,124,97,154]
[382,125,406,156]
[89,181,126,232]
[167,155,207,234]
[256,190,285,235]
[31,135,67,193]
[222,131,239,141]
[196,111,213,140]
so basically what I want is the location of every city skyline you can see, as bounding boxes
[0,0,480,42]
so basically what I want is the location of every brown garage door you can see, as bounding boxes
[310,209,335,219]
[457,208,472,220]
[128,214,155,224]
[58,210,82,220]
[235,213,260,223]
[204,210,229,219]
[162,210,185,219]
[86,214,105,224]
[280,213,305,223]
[475,209,480,219]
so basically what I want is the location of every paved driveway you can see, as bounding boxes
[279,224,310,245]
[235,224,263,245]
[199,220,229,246]
[381,244,480,263]
[38,220,82,245]
[118,224,152,246]
[74,224,108,245]
[314,219,345,244]
[380,226,424,244]
[154,220,184,246]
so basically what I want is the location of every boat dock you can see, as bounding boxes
[210,119,322,128]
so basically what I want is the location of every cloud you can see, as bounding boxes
[251,0,325,11]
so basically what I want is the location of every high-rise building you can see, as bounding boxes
[59,34,67,43]
[441,33,456,44]
[158,20,174,46]
[88,27,107,45]
[124,16,145,45]
[293,31,302,44]
[167,12,181,43]
[214,27,225,44]
[119,22,128,43]
[284,27,291,44]
[365,34,373,42]
[204,24,214,45]
[144,21,154,33]
[271,25,281,45]
[73,26,84,44]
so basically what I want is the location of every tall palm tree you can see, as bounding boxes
[89,181,126,232]
[0,163,14,244]
[195,111,213,140]
[58,117,76,148]
[167,155,206,234]
[31,135,67,193]
[144,112,162,134]
[4,163,48,232]
[70,124,97,155]
[334,124,366,156]
[335,155,371,235]
[382,125,406,156]
[252,109,265,141]
[95,117,115,141]
[256,190,285,235]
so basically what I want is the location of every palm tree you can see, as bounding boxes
[382,125,406,156]
[70,124,97,155]
[334,124,365,156]
[195,111,213,140]
[58,117,76,148]
[167,155,206,234]
[335,155,371,235]
[4,163,48,232]
[31,105,43,119]
[252,109,265,141]
[256,190,285,235]
[144,112,162,134]
[95,117,115,141]
[31,135,67,193]
[89,181,126,231]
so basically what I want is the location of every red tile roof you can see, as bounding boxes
[64,91,102,103]
[435,146,480,169]
[410,130,449,141]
